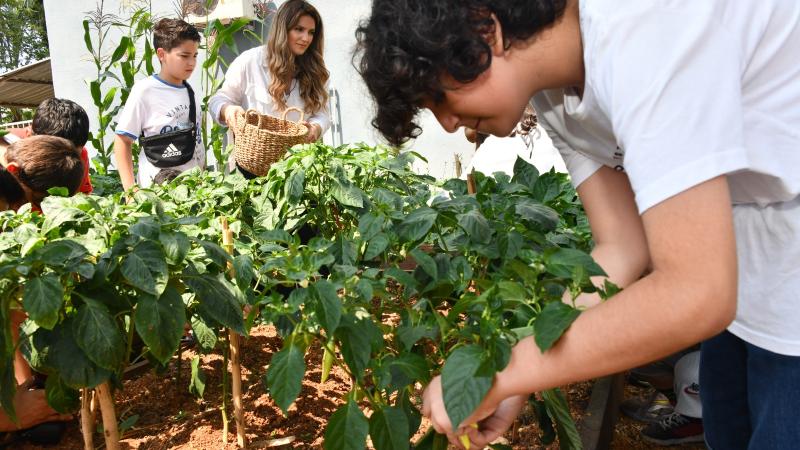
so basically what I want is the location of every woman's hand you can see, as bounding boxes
[302,121,322,143]
[223,105,246,132]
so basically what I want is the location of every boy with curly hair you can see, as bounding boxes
[30,98,93,194]
[356,1,800,448]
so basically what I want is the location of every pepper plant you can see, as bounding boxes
[0,143,608,450]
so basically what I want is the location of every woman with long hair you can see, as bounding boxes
[209,0,330,175]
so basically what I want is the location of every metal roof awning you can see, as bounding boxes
[0,58,54,109]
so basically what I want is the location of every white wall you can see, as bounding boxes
[44,0,559,179]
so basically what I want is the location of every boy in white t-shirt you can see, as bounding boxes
[114,18,205,190]
[357,1,800,449]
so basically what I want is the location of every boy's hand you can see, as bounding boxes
[301,121,322,143]
[422,375,526,449]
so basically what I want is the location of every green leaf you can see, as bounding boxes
[110,36,131,65]
[413,427,449,450]
[82,19,93,53]
[497,231,523,260]
[512,156,540,189]
[184,273,245,335]
[36,240,88,267]
[397,207,438,242]
[515,199,559,232]
[122,240,168,295]
[130,218,160,240]
[160,231,190,265]
[265,340,306,414]
[199,240,233,268]
[0,356,16,421]
[358,212,383,240]
[190,317,217,353]
[312,280,342,335]
[546,248,606,278]
[233,255,254,289]
[73,301,126,370]
[189,355,206,398]
[331,180,364,208]
[534,302,581,352]
[542,389,582,450]
[355,278,373,302]
[442,345,493,432]
[369,406,410,450]
[387,353,430,389]
[45,375,80,414]
[135,287,186,364]
[324,399,369,450]
[23,274,63,330]
[410,248,438,280]
[531,398,556,445]
[286,168,305,204]
[364,234,389,260]
[121,251,155,294]
[41,205,84,235]
[457,209,492,244]
[41,322,111,388]
[385,267,418,296]
[335,314,382,381]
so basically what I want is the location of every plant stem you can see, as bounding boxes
[95,382,120,450]
[229,330,246,447]
[80,388,94,450]
[222,217,247,448]
[221,331,229,445]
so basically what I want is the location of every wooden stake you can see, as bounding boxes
[95,382,120,450]
[222,217,248,448]
[80,388,94,450]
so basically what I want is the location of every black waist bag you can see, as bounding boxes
[139,81,197,168]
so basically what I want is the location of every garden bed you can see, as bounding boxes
[18,324,698,450]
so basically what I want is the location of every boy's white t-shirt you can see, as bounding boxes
[116,75,205,187]
[532,0,800,355]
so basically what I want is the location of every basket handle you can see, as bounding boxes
[234,109,258,132]
[282,107,305,123]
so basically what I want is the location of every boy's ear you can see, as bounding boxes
[156,47,166,62]
[488,13,506,57]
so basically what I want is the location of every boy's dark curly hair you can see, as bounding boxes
[355,0,566,146]
[32,98,90,148]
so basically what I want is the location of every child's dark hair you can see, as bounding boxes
[355,0,566,146]
[6,135,84,196]
[32,98,90,148]
[153,18,201,51]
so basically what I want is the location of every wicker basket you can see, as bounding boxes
[233,107,309,176]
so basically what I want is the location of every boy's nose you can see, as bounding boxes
[432,110,460,133]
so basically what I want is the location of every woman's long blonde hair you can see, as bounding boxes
[266,0,329,114]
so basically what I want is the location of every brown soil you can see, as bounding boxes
[19,325,702,449]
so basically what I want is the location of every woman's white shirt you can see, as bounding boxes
[209,46,331,133]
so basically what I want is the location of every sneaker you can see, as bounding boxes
[641,412,704,446]
[620,391,674,423]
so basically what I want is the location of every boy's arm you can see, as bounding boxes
[566,166,650,308]
[113,134,136,191]
[426,175,737,447]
